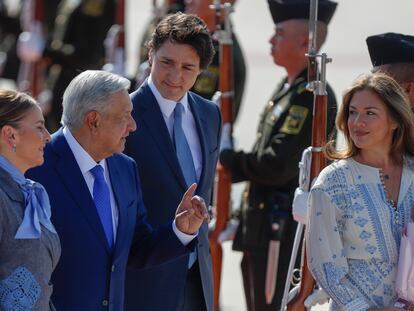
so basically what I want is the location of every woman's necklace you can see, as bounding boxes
[379,168,399,225]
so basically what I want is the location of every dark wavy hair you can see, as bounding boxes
[146,12,215,69]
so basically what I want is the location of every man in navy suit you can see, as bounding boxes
[124,12,221,311]
[27,70,209,311]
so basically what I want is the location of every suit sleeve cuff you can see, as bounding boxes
[172,220,198,246]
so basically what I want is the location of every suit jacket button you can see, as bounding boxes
[111,265,115,272]
[102,299,109,306]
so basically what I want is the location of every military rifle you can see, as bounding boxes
[285,0,331,310]
[208,1,234,310]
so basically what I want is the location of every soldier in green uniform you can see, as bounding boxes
[219,1,337,310]
[366,32,414,107]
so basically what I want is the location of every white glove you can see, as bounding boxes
[104,24,120,62]
[102,47,125,76]
[211,91,221,106]
[17,21,45,62]
[304,288,329,308]
[220,123,233,151]
[292,188,309,224]
[218,218,239,243]
[134,61,151,90]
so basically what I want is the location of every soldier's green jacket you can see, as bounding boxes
[220,69,337,251]
[191,36,246,121]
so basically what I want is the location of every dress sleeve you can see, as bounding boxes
[306,187,370,311]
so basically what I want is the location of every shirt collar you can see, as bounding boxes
[63,127,107,175]
[148,75,190,118]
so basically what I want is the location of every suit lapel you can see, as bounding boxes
[106,157,128,256]
[188,93,209,194]
[51,129,112,253]
[137,83,188,190]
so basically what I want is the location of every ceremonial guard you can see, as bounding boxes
[366,32,414,106]
[219,1,337,310]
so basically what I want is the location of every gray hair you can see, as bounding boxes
[61,70,131,130]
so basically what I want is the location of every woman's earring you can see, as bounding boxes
[12,144,16,153]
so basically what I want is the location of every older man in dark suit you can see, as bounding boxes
[27,70,209,311]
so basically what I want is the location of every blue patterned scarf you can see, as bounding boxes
[0,155,56,239]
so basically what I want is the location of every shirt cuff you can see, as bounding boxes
[172,220,197,246]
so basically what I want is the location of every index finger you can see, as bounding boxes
[183,183,197,200]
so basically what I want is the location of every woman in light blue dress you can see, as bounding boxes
[0,90,60,311]
[307,73,414,311]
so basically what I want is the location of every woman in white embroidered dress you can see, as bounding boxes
[307,72,414,311]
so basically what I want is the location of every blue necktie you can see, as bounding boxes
[173,103,198,268]
[90,165,114,249]
[173,103,197,187]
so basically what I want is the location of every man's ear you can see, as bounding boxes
[148,49,154,67]
[405,82,414,98]
[85,111,100,133]
[404,82,414,107]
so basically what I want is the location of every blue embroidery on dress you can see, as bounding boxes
[354,217,368,228]
[358,183,389,261]
[309,160,414,309]
[350,203,364,212]
[372,295,384,306]
[321,262,353,304]
[0,266,41,311]
[383,284,392,296]
[365,244,377,254]
[323,262,346,285]
[336,219,346,234]
[359,230,372,241]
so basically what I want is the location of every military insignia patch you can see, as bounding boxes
[193,66,219,94]
[280,105,309,135]
[81,0,104,16]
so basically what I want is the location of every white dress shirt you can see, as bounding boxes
[63,127,196,246]
[63,127,119,241]
[148,75,202,182]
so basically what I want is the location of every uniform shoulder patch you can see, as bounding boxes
[81,0,105,16]
[280,105,309,135]
[193,66,219,94]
